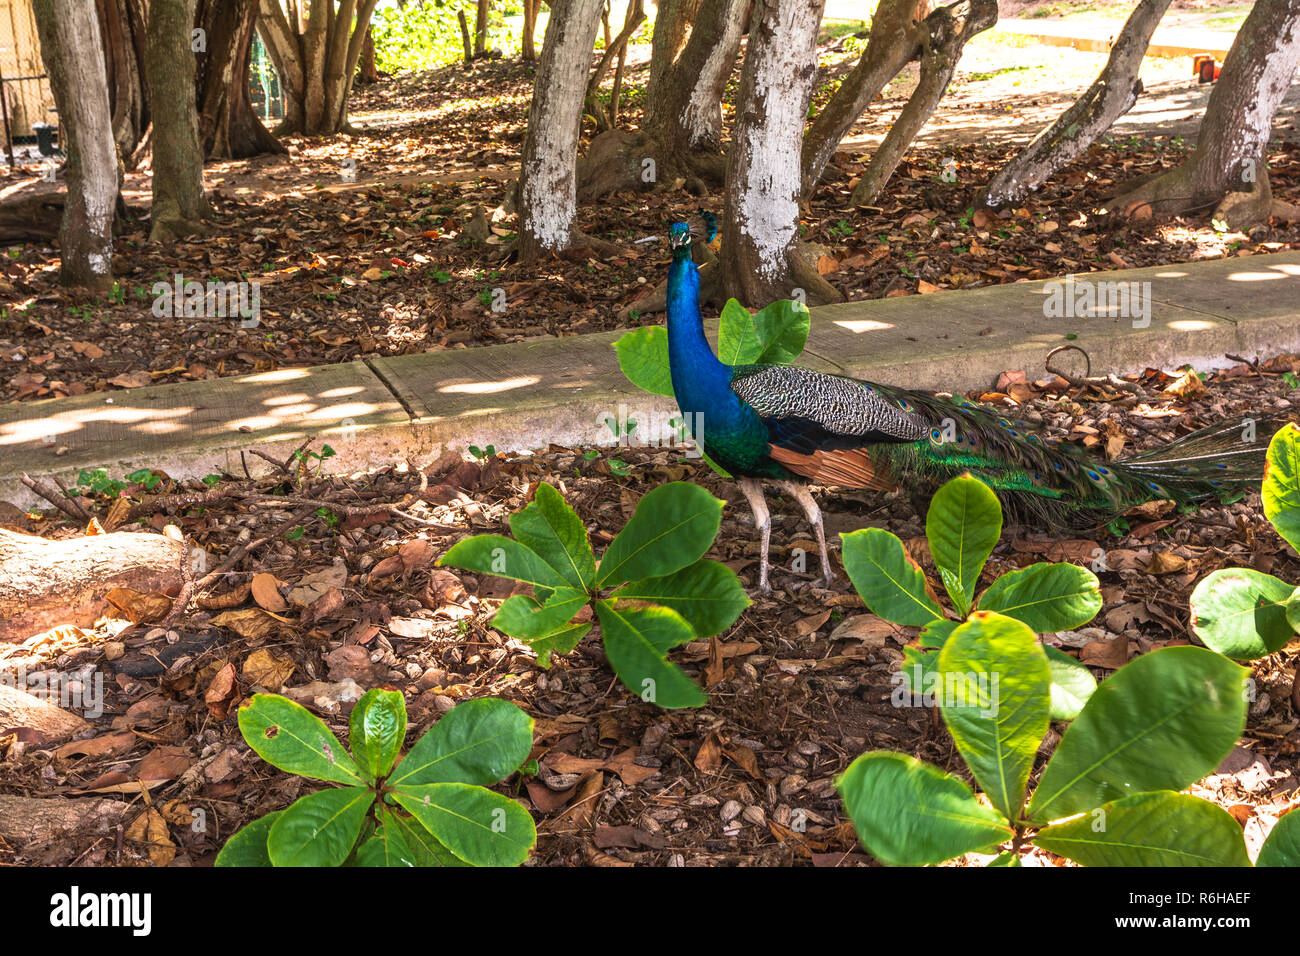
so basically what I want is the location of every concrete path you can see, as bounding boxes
[994,16,1237,59]
[0,252,1297,508]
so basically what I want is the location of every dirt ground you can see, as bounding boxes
[0,354,1296,866]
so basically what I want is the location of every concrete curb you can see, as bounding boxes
[0,252,1297,509]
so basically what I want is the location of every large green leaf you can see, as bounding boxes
[837,751,1012,866]
[926,475,1001,616]
[1189,568,1296,660]
[438,535,567,590]
[1263,422,1300,553]
[509,482,596,591]
[491,587,592,666]
[237,694,367,786]
[355,807,468,867]
[390,697,533,788]
[612,559,750,637]
[749,298,811,365]
[1035,791,1250,867]
[937,612,1050,822]
[1043,645,1096,721]
[613,326,674,397]
[391,783,536,867]
[1288,586,1300,633]
[383,808,470,867]
[215,811,281,867]
[267,787,373,867]
[596,482,723,588]
[349,689,406,782]
[1027,646,1249,823]
[1256,808,1300,867]
[596,601,707,708]
[977,562,1102,633]
[841,528,945,626]
[717,297,809,366]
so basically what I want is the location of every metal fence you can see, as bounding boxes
[0,0,55,165]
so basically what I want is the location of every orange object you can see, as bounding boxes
[1197,56,1218,83]
[1192,53,1213,76]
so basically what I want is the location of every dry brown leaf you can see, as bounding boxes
[209,608,281,641]
[125,808,176,866]
[251,573,288,612]
[694,734,722,773]
[105,587,172,625]
[242,648,295,689]
[205,662,239,719]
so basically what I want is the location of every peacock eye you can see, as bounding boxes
[928,427,944,445]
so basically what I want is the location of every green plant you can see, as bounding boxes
[216,692,536,867]
[293,444,336,476]
[837,615,1294,866]
[68,467,130,499]
[468,444,497,460]
[1190,422,1300,660]
[613,297,810,399]
[841,473,1101,719]
[438,481,749,708]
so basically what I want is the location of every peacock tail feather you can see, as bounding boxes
[729,362,1287,527]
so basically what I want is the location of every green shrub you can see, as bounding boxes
[614,297,810,398]
[836,615,1288,866]
[216,692,535,867]
[438,481,749,708]
[1190,422,1300,660]
[842,473,1102,719]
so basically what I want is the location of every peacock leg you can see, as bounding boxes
[778,480,835,586]
[735,477,772,594]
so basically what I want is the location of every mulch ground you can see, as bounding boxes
[0,354,1296,866]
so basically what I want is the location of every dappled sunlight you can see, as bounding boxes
[1168,319,1220,332]
[438,376,540,395]
[832,319,895,333]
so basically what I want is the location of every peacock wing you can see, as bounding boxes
[729,365,929,489]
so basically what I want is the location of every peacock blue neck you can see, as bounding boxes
[666,249,744,424]
[664,243,790,478]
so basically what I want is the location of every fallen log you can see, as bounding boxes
[0,528,185,642]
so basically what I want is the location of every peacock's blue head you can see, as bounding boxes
[669,222,692,252]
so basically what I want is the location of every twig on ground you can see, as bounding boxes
[20,472,90,522]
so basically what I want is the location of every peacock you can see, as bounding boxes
[664,221,1283,593]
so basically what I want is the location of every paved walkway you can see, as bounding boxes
[0,252,1297,507]
[993,16,1237,59]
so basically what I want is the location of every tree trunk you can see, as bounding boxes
[985,0,1171,208]
[721,0,839,307]
[800,0,930,198]
[850,0,998,207]
[645,0,703,107]
[357,26,380,84]
[576,0,746,200]
[198,0,286,158]
[32,0,119,291]
[522,0,541,61]
[518,0,604,264]
[0,528,185,642]
[458,10,474,62]
[259,0,379,136]
[1111,0,1300,229]
[475,0,491,55]
[147,0,211,241]
[584,0,646,126]
[95,0,150,163]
